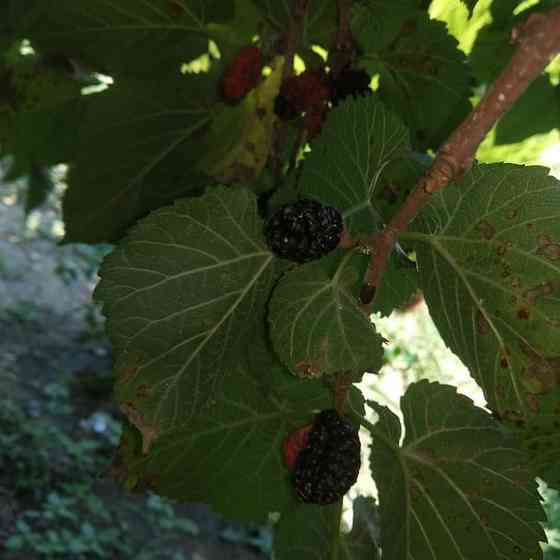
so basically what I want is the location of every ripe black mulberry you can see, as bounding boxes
[330,67,372,105]
[264,199,344,263]
[291,409,361,505]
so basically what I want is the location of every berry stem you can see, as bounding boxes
[282,0,310,81]
[361,6,560,306]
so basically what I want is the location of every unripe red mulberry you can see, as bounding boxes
[221,46,263,102]
[274,70,331,119]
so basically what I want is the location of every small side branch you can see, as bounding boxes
[361,7,560,306]
[282,0,310,80]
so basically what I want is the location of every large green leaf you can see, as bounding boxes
[114,359,335,523]
[368,380,547,559]
[269,251,384,377]
[94,187,278,445]
[300,96,410,235]
[26,0,235,77]
[63,73,217,243]
[406,164,560,420]
[355,9,472,150]
[112,323,365,523]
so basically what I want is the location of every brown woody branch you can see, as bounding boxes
[360,7,560,307]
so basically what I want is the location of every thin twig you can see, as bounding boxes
[330,0,355,76]
[282,0,310,81]
[360,7,560,306]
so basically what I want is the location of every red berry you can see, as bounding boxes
[275,70,331,119]
[305,105,328,138]
[283,424,312,471]
[221,46,263,102]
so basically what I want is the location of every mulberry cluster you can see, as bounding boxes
[284,410,361,505]
[274,65,371,138]
[220,46,263,102]
[264,199,343,263]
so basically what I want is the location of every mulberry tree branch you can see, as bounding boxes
[360,7,560,306]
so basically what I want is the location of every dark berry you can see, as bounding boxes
[221,46,262,102]
[274,70,331,119]
[291,409,361,505]
[330,67,372,105]
[264,199,344,263]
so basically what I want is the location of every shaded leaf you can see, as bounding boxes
[300,96,410,235]
[408,164,560,420]
[25,165,54,213]
[94,187,277,443]
[254,0,337,48]
[274,501,342,559]
[356,10,472,150]
[27,0,235,77]
[63,73,216,243]
[368,380,547,559]
[269,251,384,377]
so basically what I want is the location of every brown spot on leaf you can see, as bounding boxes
[120,402,160,454]
[497,244,507,257]
[527,223,536,231]
[536,242,560,261]
[527,394,540,412]
[136,384,152,400]
[476,220,496,240]
[500,357,509,369]
[511,277,522,290]
[523,282,554,305]
[476,311,491,335]
[517,308,530,320]
[505,208,518,220]
[294,360,323,379]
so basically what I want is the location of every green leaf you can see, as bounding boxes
[368,380,547,559]
[407,163,560,420]
[519,387,560,490]
[269,251,384,377]
[356,10,472,150]
[27,0,235,77]
[351,0,419,52]
[63,73,216,243]
[0,1,40,40]
[25,165,54,213]
[274,501,343,559]
[114,359,335,523]
[372,253,419,317]
[300,96,410,235]
[94,187,277,446]
[8,97,85,168]
[254,0,337,48]
[339,497,381,560]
